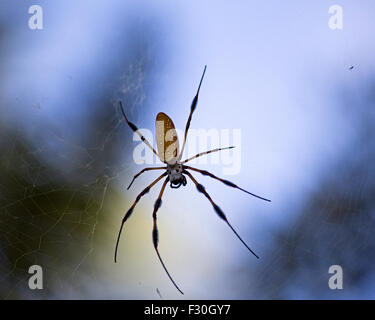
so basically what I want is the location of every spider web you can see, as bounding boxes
[0,31,168,298]
[0,92,128,299]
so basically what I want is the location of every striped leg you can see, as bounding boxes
[178,66,207,160]
[115,172,167,262]
[127,166,166,190]
[181,146,235,164]
[119,101,160,159]
[152,177,184,294]
[184,165,271,202]
[183,170,259,259]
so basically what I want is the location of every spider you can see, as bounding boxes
[114,66,271,295]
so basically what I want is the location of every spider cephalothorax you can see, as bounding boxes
[167,163,187,188]
[115,66,271,295]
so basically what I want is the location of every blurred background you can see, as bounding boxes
[0,0,374,299]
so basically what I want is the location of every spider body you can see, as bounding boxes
[115,66,271,295]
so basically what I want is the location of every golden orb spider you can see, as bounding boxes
[114,66,270,294]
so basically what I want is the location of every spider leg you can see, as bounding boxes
[178,66,207,160]
[183,170,259,259]
[114,172,167,263]
[152,177,184,294]
[119,101,161,160]
[127,166,166,190]
[184,165,271,202]
[181,146,235,164]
